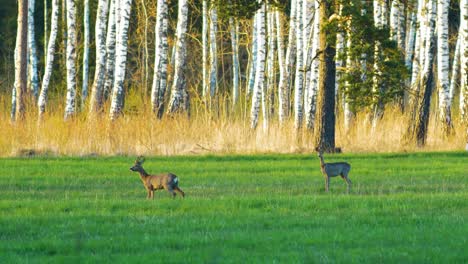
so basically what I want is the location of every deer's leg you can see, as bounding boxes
[147,189,151,199]
[325,175,330,192]
[165,186,176,199]
[341,173,352,193]
[174,187,185,198]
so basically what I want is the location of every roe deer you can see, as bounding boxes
[130,156,185,199]
[315,148,352,193]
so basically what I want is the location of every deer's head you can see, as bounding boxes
[315,147,323,158]
[130,156,145,172]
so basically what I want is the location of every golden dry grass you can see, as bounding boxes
[1,94,466,156]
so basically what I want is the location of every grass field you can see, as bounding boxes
[1,152,467,263]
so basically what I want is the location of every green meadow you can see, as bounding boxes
[1,152,467,263]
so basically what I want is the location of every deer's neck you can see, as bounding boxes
[138,168,150,178]
[319,156,326,168]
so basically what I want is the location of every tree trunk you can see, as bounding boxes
[230,17,240,106]
[13,0,28,122]
[278,0,296,124]
[449,35,460,106]
[202,0,208,99]
[167,0,190,114]
[247,13,258,97]
[460,0,468,121]
[209,6,218,98]
[38,0,59,117]
[314,0,336,152]
[64,0,77,120]
[293,0,304,129]
[276,11,287,123]
[371,0,386,130]
[412,0,436,147]
[109,0,133,120]
[89,0,108,114]
[44,0,48,62]
[151,0,169,118]
[82,0,90,107]
[28,0,39,99]
[437,0,452,132]
[335,3,344,112]
[250,3,266,129]
[103,0,116,100]
[305,0,320,130]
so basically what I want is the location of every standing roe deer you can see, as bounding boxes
[315,148,352,193]
[130,156,185,199]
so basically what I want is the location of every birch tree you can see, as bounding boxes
[247,13,258,96]
[413,0,436,147]
[209,6,218,97]
[437,0,452,131]
[38,0,59,117]
[230,17,240,105]
[294,0,304,129]
[13,0,28,121]
[28,0,39,99]
[167,0,190,114]
[278,0,296,123]
[82,0,90,106]
[103,0,116,100]
[305,0,319,130]
[64,0,77,119]
[449,35,460,106]
[151,0,169,118]
[89,0,108,114]
[276,11,287,123]
[250,3,266,129]
[202,0,208,99]
[109,0,133,120]
[460,0,468,121]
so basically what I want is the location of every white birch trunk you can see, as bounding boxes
[344,12,354,132]
[410,0,424,92]
[460,0,468,121]
[38,0,59,117]
[82,0,90,106]
[230,17,240,105]
[335,3,344,111]
[405,11,416,70]
[264,7,276,127]
[449,36,460,105]
[305,0,320,129]
[247,13,258,96]
[103,0,116,100]
[167,0,190,113]
[28,0,39,99]
[209,6,218,97]
[64,0,77,119]
[294,0,304,129]
[302,0,313,106]
[278,0,296,123]
[109,0,133,120]
[437,0,452,129]
[151,0,169,117]
[250,3,266,129]
[89,0,108,114]
[276,11,286,123]
[202,0,208,99]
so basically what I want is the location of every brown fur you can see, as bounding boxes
[130,156,185,199]
[316,148,352,193]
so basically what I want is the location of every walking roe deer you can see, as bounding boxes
[130,156,185,199]
[315,148,352,193]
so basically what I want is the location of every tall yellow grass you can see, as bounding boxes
[1,97,466,156]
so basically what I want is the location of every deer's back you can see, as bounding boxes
[323,162,351,176]
[147,173,178,189]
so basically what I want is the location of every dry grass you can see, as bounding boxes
[0,96,466,156]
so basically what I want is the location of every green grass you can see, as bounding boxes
[1,152,467,263]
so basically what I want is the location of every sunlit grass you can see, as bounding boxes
[0,152,467,262]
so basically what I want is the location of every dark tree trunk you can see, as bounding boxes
[415,59,434,147]
[14,0,29,122]
[314,0,336,153]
